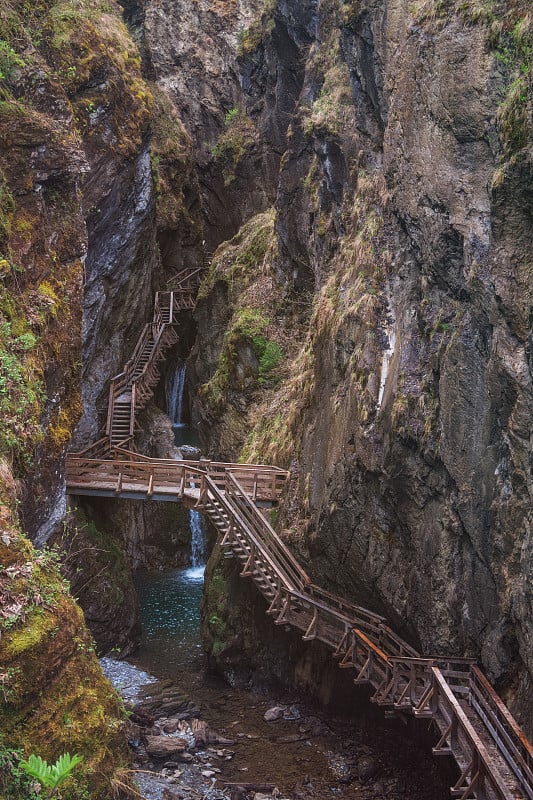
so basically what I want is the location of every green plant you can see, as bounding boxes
[224,107,239,125]
[0,742,40,800]
[0,41,24,81]
[19,752,83,797]
[211,109,256,184]
[257,339,283,385]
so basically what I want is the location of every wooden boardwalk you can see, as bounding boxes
[66,277,533,800]
[66,453,533,800]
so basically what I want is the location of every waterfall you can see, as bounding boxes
[166,363,186,426]
[185,510,206,580]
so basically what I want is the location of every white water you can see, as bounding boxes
[187,510,206,579]
[377,293,396,412]
[166,362,187,426]
[167,363,207,577]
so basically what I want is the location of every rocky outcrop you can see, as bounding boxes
[189,0,533,736]
[0,484,129,799]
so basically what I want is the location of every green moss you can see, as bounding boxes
[0,172,14,250]
[204,563,230,658]
[212,108,256,185]
[0,40,24,80]
[0,308,46,467]
[197,209,275,301]
[0,514,130,800]
[201,309,284,408]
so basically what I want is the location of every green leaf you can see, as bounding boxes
[19,751,83,790]
[49,752,83,788]
[19,753,55,788]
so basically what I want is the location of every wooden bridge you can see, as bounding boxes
[66,279,533,800]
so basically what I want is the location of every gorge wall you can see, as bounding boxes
[0,0,175,793]
[0,0,531,792]
[174,0,532,735]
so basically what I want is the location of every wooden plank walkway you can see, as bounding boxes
[66,456,533,799]
[65,274,533,800]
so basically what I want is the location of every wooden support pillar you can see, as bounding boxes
[240,550,255,578]
[303,608,318,641]
[199,475,209,506]
[252,473,258,502]
[267,587,283,616]
[275,595,291,625]
[221,522,235,548]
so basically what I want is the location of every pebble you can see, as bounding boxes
[283,705,302,720]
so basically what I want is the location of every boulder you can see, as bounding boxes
[263,706,285,722]
[144,735,189,759]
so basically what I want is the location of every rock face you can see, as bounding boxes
[0,1,189,789]
[180,0,533,736]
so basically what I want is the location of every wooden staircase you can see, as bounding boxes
[166,262,208,310]
[65,257,533,799]
[65,453,533,800]
[105,291,179,448]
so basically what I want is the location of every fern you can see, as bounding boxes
[19,752,83,794]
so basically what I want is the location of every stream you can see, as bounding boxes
[133,565,205,674]
[103,564,450,800]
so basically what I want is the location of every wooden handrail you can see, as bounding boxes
[224,472,309,591]
[66,271,533,799]
[98,291,187,447]
[432,668,515,800]
[470,667,533,799]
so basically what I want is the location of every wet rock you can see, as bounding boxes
[357,755,378,781]
[180,445,201,459]
[276,734,308,743]
[264,706,285,722]
[191,718,235,746]
[163,719,181,734]
[145,735,189,759]
[132,705,156,727]
[283,705,302,720]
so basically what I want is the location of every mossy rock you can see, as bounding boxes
[0,510,130,799]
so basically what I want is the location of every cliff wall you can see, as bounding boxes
[185,0,533,735]
[0,0,169,790]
